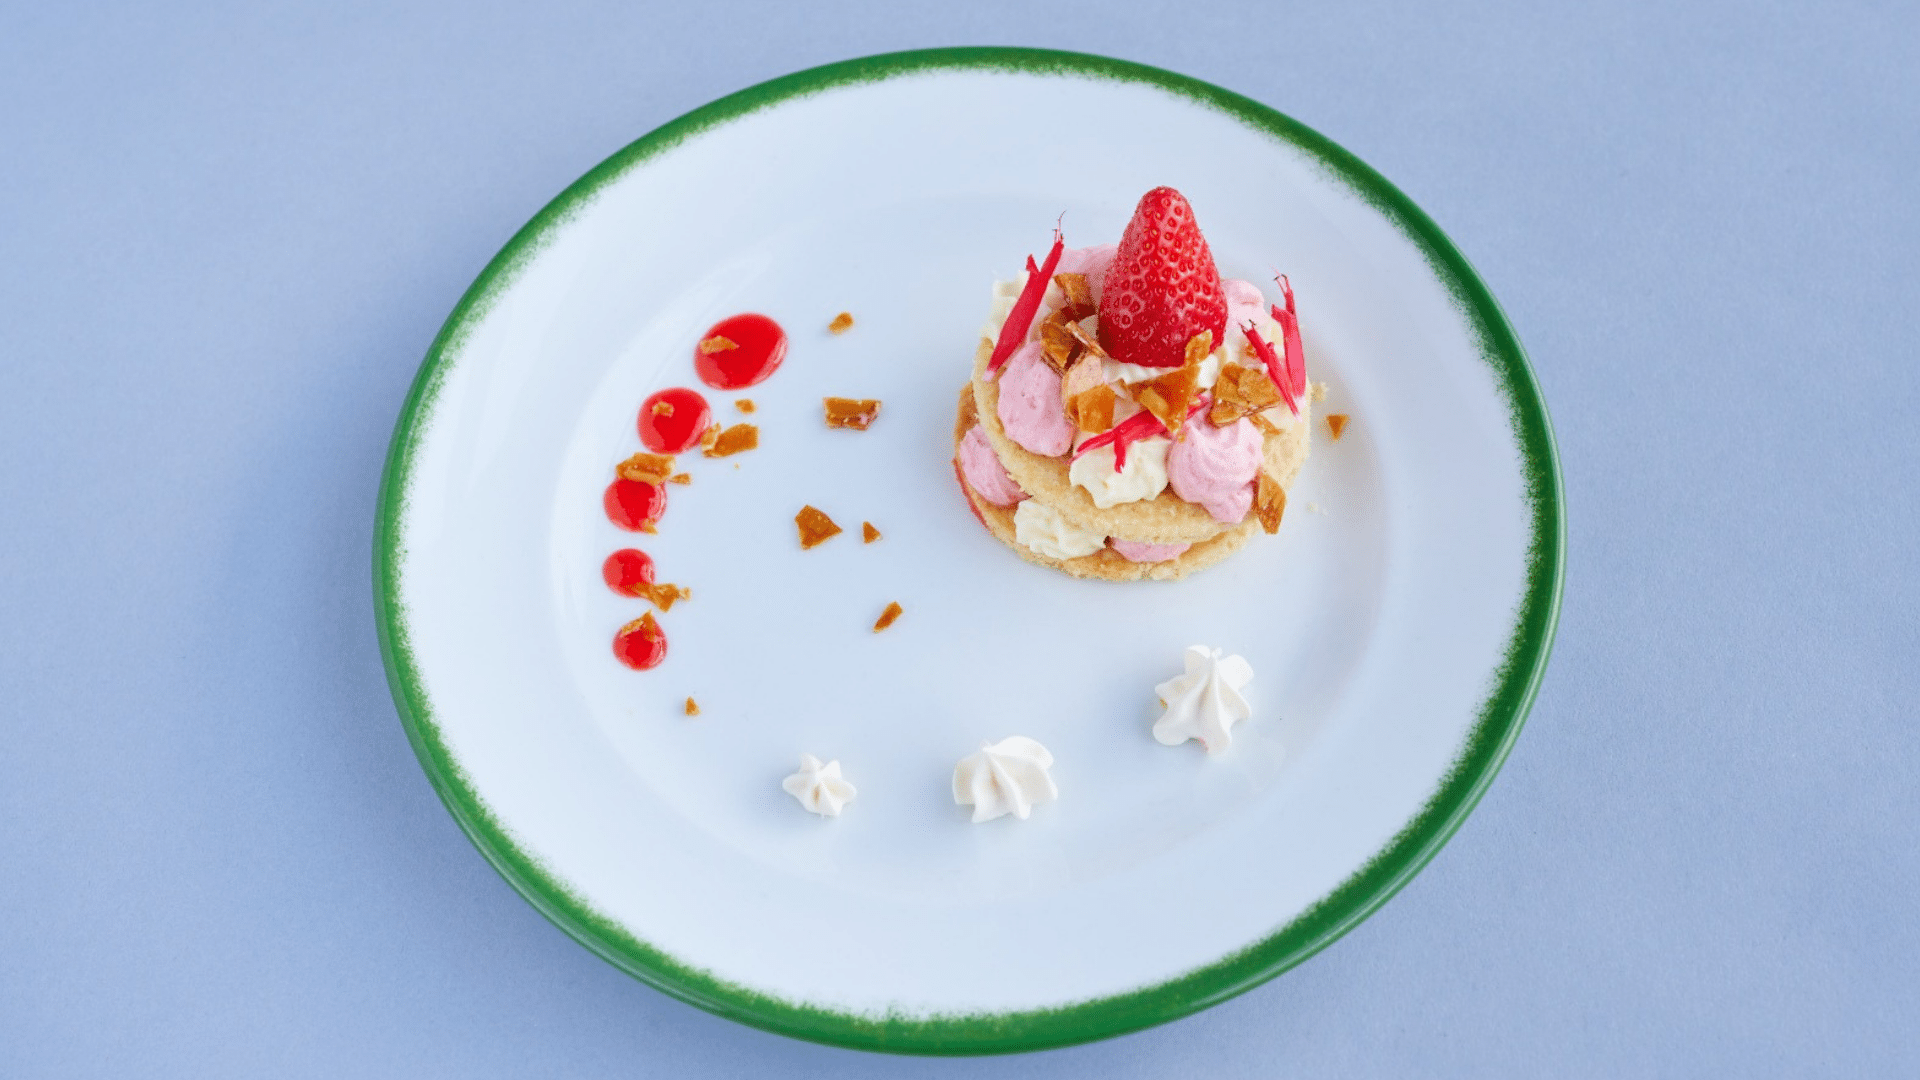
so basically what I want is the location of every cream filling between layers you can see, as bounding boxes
[1012,500,1106,560]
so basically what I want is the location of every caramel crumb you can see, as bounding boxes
[621,611,662,643]
[684,697,700,717]
[795,505,842,549]
[1327,414,1350,440]
[862,521,881,543]
[828,312,855,334]
[1253,472,1286,534]
[668,472,691,485]
[735,398,756,413]
[698,335,738,355]
[1249,412,1282,436]
[823,397,881,430]
[651,400,675,418]
[703,423,758,457]
[645,583,691,612]
[616,452,675,485]
[639,520,658,535]
[873,601,903,633]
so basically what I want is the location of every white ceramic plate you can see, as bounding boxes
[375,49,1562,1054]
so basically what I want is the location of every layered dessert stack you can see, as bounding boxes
[953,187,1311,580]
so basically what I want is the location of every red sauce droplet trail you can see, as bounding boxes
[638,387,711,454]
[695,313,787,390]
[604,479,666,532]
[601,549,655,595]
[613,613,667,670]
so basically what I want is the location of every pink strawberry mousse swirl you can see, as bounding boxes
[991,246,1113,457]
[1110,538,1192,562]
[995,340,1074,456]
[959,424,1026,507]
[1167,416,1263,523]
[1055,244,1117,302]
[1221,278,1268,345]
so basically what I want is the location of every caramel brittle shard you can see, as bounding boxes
[1327,414,1350,440]
[698,334,738,355]
[1060,352,1104,402]
[1249,412,1281,436]
[862,521,881,543]
[668,472,691,485]
[616,452,675,485]
[699,423,719,452]
[1066,384,1118,434]
[684,697,700,717]
[651,400,675,418]
[1053,272,1095,320]
[1209,364,1284,426]
[828,312,855,334]
[735,398,755,413]
[795,505,842,549]
[872,601,903,633]
[1065,317,1107,359]
[645,583,691,612]
[1184,329,1215,369]
[1038,319,1080,373]
[703,423,757,457]
[823,397,881,430]
[1254,472,1286,534]
[1130,348,1205,436]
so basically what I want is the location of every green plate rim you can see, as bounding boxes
[372,45,1565,1056]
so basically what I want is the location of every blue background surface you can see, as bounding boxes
[3,2,1915,1075]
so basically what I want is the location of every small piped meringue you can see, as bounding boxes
[952,736,1059,823]
[782,754,856,816]
[1152,645,1255,755]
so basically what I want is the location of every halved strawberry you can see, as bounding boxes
[1097,187,1227,368]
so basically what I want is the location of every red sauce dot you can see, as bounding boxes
[601,549,655,595]
[604,479,666,531]
[695,313,787,390]
[613,616,667,670]
[638,387,711,454]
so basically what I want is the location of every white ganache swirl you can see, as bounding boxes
[952,736,1059,823]
[1152,645,1255,755]
[1013,499,1106,560]
[1069,433,1171,508]
[781,753,857,816]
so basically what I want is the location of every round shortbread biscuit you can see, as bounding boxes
[952,386,1260,581]
[969,337,1309,545]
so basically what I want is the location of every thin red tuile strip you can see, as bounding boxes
[1075,396,1211,471]
[1272,273,1307,396]
[986,229,1067,375]
[1244,323,1300,416]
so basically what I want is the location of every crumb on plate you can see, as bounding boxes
[796,505,842,549]
[862,521,880,543]
[873,601,903,632]
[828,312,855,334]
[823,397,881,430]
[703,423,758,457]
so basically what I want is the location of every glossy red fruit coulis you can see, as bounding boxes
[613,617,667,669]
[601,549,656,595]
[638,387,711,454]
[695,313,787,390]
[603,478,666,531]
